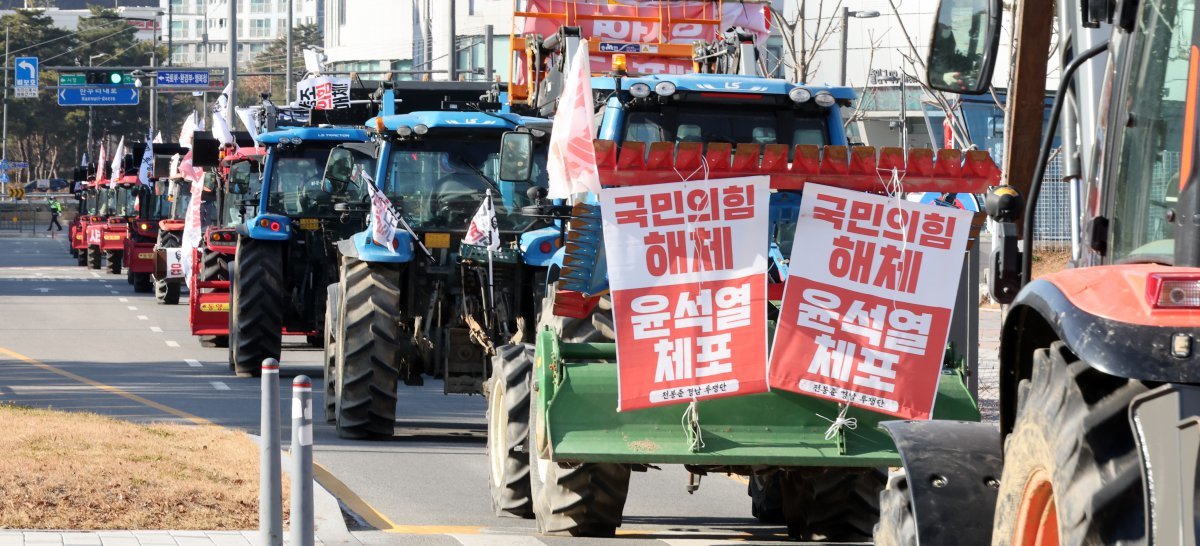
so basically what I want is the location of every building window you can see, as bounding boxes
[250,0,269,13]
[250,18,270,38]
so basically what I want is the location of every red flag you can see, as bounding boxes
[546,40,600,199]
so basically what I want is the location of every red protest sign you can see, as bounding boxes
[768,184,973,419]
[601,176,770,411]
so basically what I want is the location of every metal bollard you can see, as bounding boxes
[290,375,315,546]
[260,358,283,546]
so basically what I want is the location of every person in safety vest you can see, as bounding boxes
[47,197,63,232]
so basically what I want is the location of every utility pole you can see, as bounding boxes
[149,47,157,134]
[3,25,9,162]
[166,2,172,67]
[447,0,456,81]
[228,0,237,108]
[484,24,493,82]
[285,0,293,103]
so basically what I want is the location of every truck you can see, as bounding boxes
[870,0,1200,543]
[487,5,999,538]
[322,82,557,439]
[189,139,264,348]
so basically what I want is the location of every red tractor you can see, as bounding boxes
[68,168,96,265]
[190,141,263,348]
[83,175,138,273]
[123,144,188,293]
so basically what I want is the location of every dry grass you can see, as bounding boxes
[0,404,288,530]
[1032,248,1072,279]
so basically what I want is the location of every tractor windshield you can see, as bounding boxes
[382,138,547,231]
[223,160,260,226]
[1108,0,1194,262]
[83,189,99,214]
[622,103,830,147]
[141,183,172,221]
[265,146,344,217]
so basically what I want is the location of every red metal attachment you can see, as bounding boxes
[593,141,1002,194]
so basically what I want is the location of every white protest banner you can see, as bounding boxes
[296,76,351,110]
[768,184,973,419]
[601,176,770,411]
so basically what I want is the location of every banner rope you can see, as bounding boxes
[682,399,705,452]
[816,402,857,441]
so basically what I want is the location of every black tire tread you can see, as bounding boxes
[779,466,885,541]
[230,238,284,377]
[335,257,402,439]
[873,469,917,546]
[487,343,534,518]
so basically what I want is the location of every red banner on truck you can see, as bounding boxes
[601,176,770,411]
[767,184,973,419]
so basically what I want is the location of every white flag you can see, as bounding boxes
[179,152,205,288]
[179,112,198,149]
[153,131,163,144]
[236,107,260,142]
[168,153,181,179]
[546,40,600,199]
[212,110,234,146]
[463,189,499,251]
[138,130,154,188]
[364,170,399,253]
[109,137,125,188]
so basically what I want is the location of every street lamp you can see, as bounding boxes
[87,53,108,159]
[839,8,880,86]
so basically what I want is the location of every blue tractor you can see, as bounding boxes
[322,87,557,439]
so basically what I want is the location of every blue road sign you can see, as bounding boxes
[57,87,139,106]
[14,57,37,98]
[156,70,210,87]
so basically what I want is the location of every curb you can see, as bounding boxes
[248,433,362,546]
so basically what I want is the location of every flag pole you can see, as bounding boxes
[485,189,495,331]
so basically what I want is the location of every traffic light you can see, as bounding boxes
[86,70,130,85]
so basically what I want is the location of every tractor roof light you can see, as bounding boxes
[629,82,652,98]
[789,87,813,103]
[813,91,836,107]
[413,124,429,135]
[612,54,628,74]
[396,125,413,137]
[1147,273,1200,309]
[654,81,676,97]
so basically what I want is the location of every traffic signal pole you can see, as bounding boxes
[4,25,10,162]
[228,0,237,110]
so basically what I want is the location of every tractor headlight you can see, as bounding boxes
[629,82,652,98]
[788,87,812,103]
[278,137,291,144]
[396,126,413,137]
[813,91,836,107]
[413,124,429,135]
[654,81,676,97]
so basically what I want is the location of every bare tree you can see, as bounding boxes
[772,0,845,83]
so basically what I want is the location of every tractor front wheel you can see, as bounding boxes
[155,278,181,305]
[323,282,341,423]
[87,245,101,270]
[779,467,885,541]
[229,238,284,377]
[487,343,534,518]
[76,248,86,266]
[334,257,402,439]
[133,273,152,293]
[105,250,122,275]
[748,470,785,524]
[873,469,917,546]
[990,342,1147,545]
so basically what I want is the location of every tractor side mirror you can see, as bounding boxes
[925,0,1001,95]
[499,132,534,182]
[324,147,354,185]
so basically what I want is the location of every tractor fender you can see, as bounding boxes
[880,420,1002,545]
[999,276,1200,433]
[519,226,561,267]
[342,230,411,264]
[545,246,566,285]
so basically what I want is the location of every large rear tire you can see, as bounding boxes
[323,282,340,423]
[990,342,1147,545]
[779,467,885,541]
[229,238,284,378]
[200,248,229,282]
[873,469,917,546]
[76,249,87,266]
[487,343,534,518]
[133,273,152,293]
[154,232,181,305]
[334,257,402,439]
[87,245,101,270]
[106,250,122,274]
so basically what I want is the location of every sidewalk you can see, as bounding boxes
[0,531,319,546]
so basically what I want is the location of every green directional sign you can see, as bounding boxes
[59,74,86,86]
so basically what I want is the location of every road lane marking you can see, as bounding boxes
[137,315,148,321]
[312,463,404,532]
[184,359,202,367]
[110,290,118,294]
[450,534,540,544]
[165,340,180,348]
[127,306,137,310]
[118,298,128,302]
[0,347,213,426]
[150,327,163,333]
[210,381,230,391]
[104,284,112,288]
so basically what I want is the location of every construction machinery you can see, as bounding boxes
[189,139,264,348]
[869,0,1200,544]
[322,82,557,439]
[486,3,1001,538]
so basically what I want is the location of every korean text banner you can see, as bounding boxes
[768,184,973,420]
[296,77,351,110]
[600,176,770,412]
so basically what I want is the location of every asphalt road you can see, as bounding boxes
[0,236,833,546]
